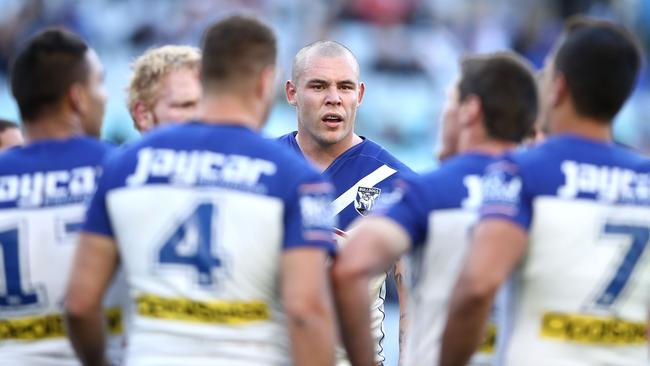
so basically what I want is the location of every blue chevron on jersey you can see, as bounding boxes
[385,152,498,246]
[477,134,650,366]
[0,137,112,209]
[85,122,336,252]
[480,134,650,229]
[276,131,414,230]
[381,152,502,366]
[81,122,337,365]
[0,137,124,363]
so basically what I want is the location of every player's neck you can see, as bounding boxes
[196,94,262,130]
[295,132,362,172]
[459,136,517,157]
[457,126,516,157]
[550,110,612,142]
[23,114,86,143]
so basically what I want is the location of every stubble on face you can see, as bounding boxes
[293,52,363,151]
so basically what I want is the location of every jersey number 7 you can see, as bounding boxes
[592,223,650,308]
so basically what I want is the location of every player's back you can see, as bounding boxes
[385,153,497,366]
[93,122,334,365]
[482,135,650,366]
[0,137,122,365]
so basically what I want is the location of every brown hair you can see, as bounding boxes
[200,15,277,92]
[459,52,538,143]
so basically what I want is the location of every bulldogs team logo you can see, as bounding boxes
[354,186,381,216]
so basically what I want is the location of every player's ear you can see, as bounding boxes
[550,72,567,108]
[356,82,365,106]
[285,80,297,106]
[68,82,88,115]
[459,94,481,127]
[257,66,276,103]
[132,102,152,132]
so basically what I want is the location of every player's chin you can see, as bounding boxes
[318,130,346,145]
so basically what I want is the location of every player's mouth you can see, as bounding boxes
[321,113,344,127]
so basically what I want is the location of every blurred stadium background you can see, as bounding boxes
[1,0,649,364]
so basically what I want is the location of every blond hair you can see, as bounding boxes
[127,45,200,113]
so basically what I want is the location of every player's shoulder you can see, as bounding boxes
[436,152,498,178]
[507,134,650,172]
[275,131,297,146]
[102,122,323,191]
[357,137,414,175]
[0,136,112,175]
[409,153,497,206]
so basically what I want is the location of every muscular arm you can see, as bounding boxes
[439,219,527,366]
[332,216,411,366]
[282,247,336,366]
[392,257,409,365]
[64,232,120,366]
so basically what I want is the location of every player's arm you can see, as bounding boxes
[64,232,119,366]
[332,216,411,366]
[393,257,409,364]
[282,247,335,366]
[439,219,527,366]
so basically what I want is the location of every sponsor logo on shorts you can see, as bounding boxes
[540,311,646,345]
[0,308,122,340]
[478,323,497,354]
[137,294,270,325]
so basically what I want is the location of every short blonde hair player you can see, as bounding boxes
[127,45,201,132]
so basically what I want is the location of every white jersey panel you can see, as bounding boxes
[107,185,291,365]
[501,197,650,366]
[334,231,387,365]
[403,209,495,366]
[0,204,125,365]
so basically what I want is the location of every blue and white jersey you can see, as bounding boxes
[480,134,650,366]
[84,122,336,366]
[277,132,414,230]
[0,137,125,366]
[277,131,414,364]
[384,152,498,366]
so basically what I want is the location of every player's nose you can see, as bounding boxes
[324,86,342,106]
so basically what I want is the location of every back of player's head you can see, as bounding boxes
[459,52,538,143]
[10,28,90,122]
[200,15,276,93]
[127,45,201,112]
[291,40,360,83]
[553,16,642,122]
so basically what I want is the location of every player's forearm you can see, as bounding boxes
[65,307,108,366]
[439,291,493,366]
[332,269,375,366]
[287,306,336,366]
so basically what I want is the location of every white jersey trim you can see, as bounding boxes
[330,164,397,216]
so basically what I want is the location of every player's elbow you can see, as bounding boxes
[64,287,102,321]
[284,293,332,327]
[331,254,369,291]
[454,270,500,307]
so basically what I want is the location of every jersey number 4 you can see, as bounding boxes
[593,223,650,308]
[158,203,221,286]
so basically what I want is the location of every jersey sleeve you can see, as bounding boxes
[381,176,430,247]
[82,153,120,237]
[479,158,532,230]
[283,171,337,255]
